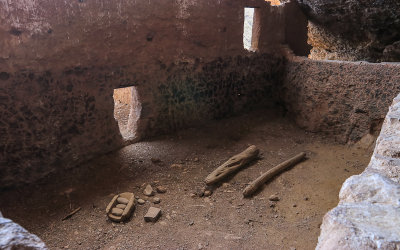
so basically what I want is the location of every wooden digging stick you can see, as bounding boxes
[205,145,259,185]
[62,207,81,221]
[243,152,306,197]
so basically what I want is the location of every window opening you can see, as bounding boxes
[243,7,261,52]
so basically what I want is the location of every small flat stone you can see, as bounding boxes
[269,194,280,201]
[137,199,145,205]
[144,207,161,222]
[143,184,154,196]
[153,197,161,204]
[204,190,212,197]
[193,158,199,162]
[111,208,124,216]
[156,186,167,193]
[116,204,126,209]
[170,164,183,168]
[117,197,129,204]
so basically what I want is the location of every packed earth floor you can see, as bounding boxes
[0,111,374,250]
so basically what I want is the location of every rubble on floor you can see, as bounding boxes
[144,207,162,222]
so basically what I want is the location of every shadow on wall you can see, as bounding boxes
[113,86,141,143]
[284,1,312,57]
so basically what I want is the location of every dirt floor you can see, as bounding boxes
[0,111,374,250]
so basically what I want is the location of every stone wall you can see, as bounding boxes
[0,0,289,187]
[316,94,400,249]
[282,56,400,143]
[297,0,400,62]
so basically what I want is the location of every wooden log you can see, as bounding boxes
[205,145,259,185]
[243,152,306,197]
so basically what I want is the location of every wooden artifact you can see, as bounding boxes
[106,192,136,222]
[205,145,259,185]
[62,207,81,221]
[243,152,306,197]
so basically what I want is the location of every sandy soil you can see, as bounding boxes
[0,111,373,250]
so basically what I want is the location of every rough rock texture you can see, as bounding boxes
[0,217,47,249]
[317,94,400,249]
[0,0,290,187]
[283,57,400,143]
[298,0,400,62]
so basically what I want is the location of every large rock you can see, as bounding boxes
[0,217,47,249]
[339,173,400,206]
[317,93,400,249]
[366,94,400,183]
[298,0,400,62]
[317,204,400,250]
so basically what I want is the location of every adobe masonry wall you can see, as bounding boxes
[282,57,400,143]
[3,0,399,188]
[0,0,288,187]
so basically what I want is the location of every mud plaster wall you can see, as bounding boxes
[0,0,288,187]
[282,57,400,143]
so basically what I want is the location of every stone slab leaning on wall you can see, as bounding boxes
[316,94,400,249]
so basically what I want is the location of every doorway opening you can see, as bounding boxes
[113,86,141,142]
[243,7,261,52]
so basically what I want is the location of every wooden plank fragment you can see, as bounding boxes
[205,145,259,185]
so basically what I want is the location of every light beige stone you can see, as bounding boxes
[143,184,154,196]
[116,204,127,209]
[117,197,129,204]
[111,208,124,216]
[144,207,161,222]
